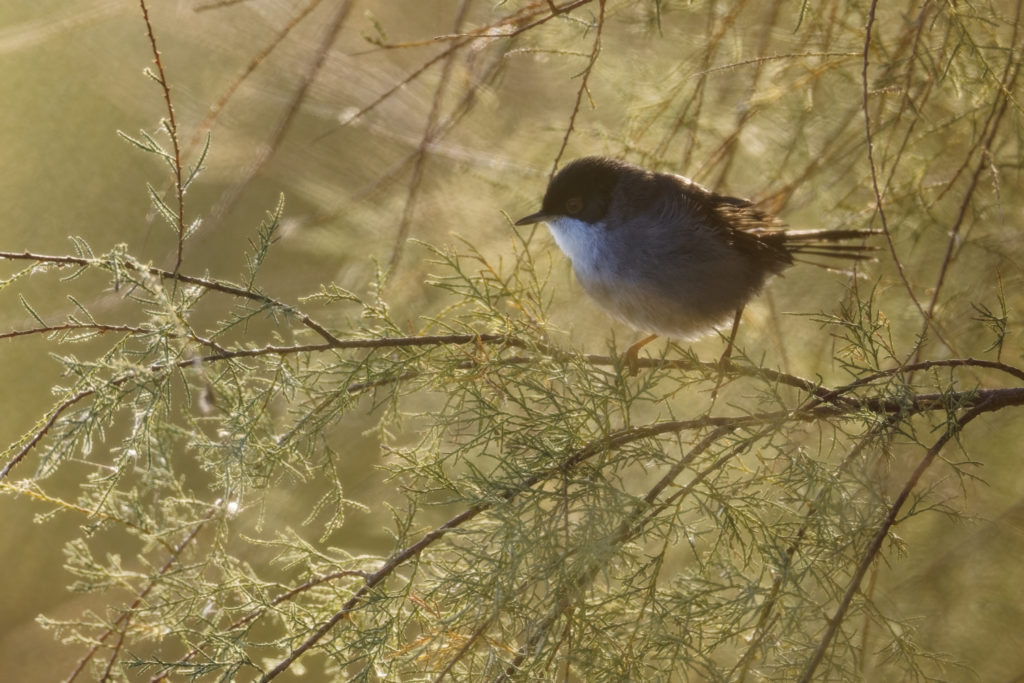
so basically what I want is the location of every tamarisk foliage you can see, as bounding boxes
[2,1,1022,680]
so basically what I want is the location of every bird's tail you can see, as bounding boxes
[779,228,881,265]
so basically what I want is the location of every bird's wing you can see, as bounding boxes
[671,175,793,269]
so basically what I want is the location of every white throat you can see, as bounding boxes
[545,216,609,279]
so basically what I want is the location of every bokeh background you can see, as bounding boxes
[2,0,1023,679]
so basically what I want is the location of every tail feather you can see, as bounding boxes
[781,228,883,241]
[789,245,879,260]
[774,228,881,268]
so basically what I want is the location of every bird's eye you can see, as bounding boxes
[564,196,584,214]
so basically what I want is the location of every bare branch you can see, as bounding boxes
[550,0,606,175]
[139,0,187,275]
[65,512,214,682]
[0,250,343,345]
[798,400,990,682]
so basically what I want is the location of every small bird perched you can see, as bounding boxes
[515,156,878,371]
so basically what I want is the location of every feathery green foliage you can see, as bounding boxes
[2,1,1023,680]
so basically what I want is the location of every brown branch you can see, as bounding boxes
[6,282,1013,670]
[0,331,511,480]
[317,34,510,227]
[550,0,605,175]
[692,51,861,78]
[797,400,991,682]
[912,52,1020,367]
[1,323,151,341]
[257,418,724,681]
[386,0,472,274]
[186,332,1024,408]
[0,250,343,345]
[4,267,1020,482]
[503,0,594,38]
[929,3,1023,209]
[459,385,1023,677]
[139,0,186,276]
[417,0,597,48]
[315,41,466,142]
[254,380,1024,679]
[707,0,781,190]
[497,426,738,679]
[433,615,498,682]
[730,418,892,679]
[0,322,229,355]
[317,3,518,262]
[654,0,746,167]
[204,0,353,232]
[880,3,934,200]
[859,0,937,352]
[66,511,214,682]
[256,503,489,681]
[448,367,1022,675]
[6,342,1016,486]
[148,568,371,682]
[345,1,585,53]
[309,0,547,143]
[797,357,1024,410]
[1,388,94,481]
[184,0,326,156]
[193,0,248,9]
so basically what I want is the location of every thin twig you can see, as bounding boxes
[256,503,489,681]
[139,0,186,275]
[797,401,990,682]
[204,0,353,231]
[147,569,371,682]
[185,0,326,156]
[691,51,860,77]
[386,0,472,274]
[0,322,229,354]
[859,0,936,350]
[0,481,173,553]
[0,250,343,345]
[254,382,1024,679]
[65,512,214,682]
[1,388,94,481]
[911,56,1020,367]
[550,0,605,175]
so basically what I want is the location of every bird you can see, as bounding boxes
[514,156,878,374]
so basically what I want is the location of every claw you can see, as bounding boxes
[624,334,658,376]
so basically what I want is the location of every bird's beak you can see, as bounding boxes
[514,211,551,226]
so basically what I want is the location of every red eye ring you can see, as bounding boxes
[565,196,583,214]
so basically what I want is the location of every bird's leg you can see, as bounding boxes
[624,334,659,376]
[710,307,744,401]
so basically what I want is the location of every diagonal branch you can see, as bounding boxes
[147,568,371,682]
[386,0,473,274]
[139,0,187,275]
[254,382,1024,679]
[0,250,343,345]
[797,400,991,682]
[65,511,215,682]
[911,55,1020,367]
[550,0,606,175]
[204,0,354,232]
[859,0,937,350]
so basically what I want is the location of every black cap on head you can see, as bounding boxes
[515,157,626,226]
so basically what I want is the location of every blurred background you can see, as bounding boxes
[2,0,1022,679]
